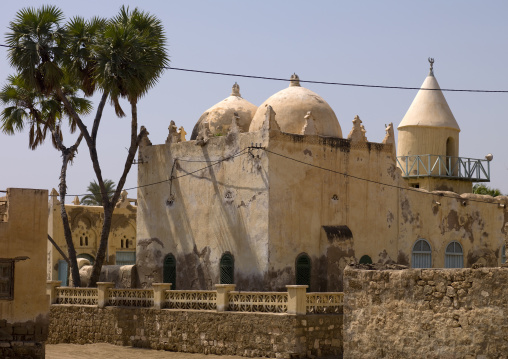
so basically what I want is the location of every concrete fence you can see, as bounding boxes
[46,281,343,315]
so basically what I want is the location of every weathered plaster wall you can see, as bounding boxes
[344,267,508,358]
[399,190,507,268]
[47,194,137,281]
[136,118,507,292]
[267,131,401,291]
[398,126,459,159]
[0,188,49,358]
[48,306,343,358]
[136,130,269,289]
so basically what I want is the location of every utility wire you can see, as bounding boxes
[165,66,508,93]
[56,147,249,198]
[0,43,506,93]
[55,145,504,207]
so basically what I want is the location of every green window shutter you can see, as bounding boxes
[163,254,176,289]
[296,254,311,288]
[220,254,234,284]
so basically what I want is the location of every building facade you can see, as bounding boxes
[47,189,137,286]
[0,188,49,358]
[135,65,507,292]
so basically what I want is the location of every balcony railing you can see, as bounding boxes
[396,155,490,182]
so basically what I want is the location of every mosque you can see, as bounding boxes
[134,60,506,292]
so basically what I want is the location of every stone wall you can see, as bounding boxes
[343,266,508,358]
[48,306,343,358]
[0,319,47,358]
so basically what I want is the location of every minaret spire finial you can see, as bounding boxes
[428,57,435,76]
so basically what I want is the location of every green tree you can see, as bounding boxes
[4,5,169,286]
[80,179,116,206]
[473,184,503,197]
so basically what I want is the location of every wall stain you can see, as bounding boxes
[322,225,353,242]
[397,250,410,266]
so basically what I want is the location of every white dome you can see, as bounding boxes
[248,74,342,137]
[191,83,257,140]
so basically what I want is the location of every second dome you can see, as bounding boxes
[249,74,342,137]
[191,83,257,140]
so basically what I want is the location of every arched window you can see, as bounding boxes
[445,241,463,268]
[412,239,432,268]
[163,254,176,289]
[295,253,311,289]
[502,245,506,265]
[359,255,373,264]
[220,253,234,284]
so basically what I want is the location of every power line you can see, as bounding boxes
[54,145,505,207]
[165,66,508,93]
[1,43,507,93]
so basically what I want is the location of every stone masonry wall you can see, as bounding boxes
[343,266,508,359]
[0,319,47,359]
[48,306,342,358]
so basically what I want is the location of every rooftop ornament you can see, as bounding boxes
[289,73,300,87]
[428,57,435,76]
[231,82,241,97]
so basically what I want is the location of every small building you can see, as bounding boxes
[135,63,507,292]
[0,188,49,358]
[47,189,137,286]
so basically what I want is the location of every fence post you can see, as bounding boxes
[286,285,308,315]
[215,284,236,312]
[97,282,115,308]
[153,283,172,309]
[46,280,62,304]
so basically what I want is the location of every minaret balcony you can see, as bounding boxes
[396,155,490,182]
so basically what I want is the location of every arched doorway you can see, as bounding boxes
[163,254,176,289]
[295,253,311,289]
[219,253,234,284]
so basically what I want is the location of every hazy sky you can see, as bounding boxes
[0,0,507,198]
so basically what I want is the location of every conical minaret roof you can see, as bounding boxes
[398,60,460,131]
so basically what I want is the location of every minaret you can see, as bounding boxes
[396,59,472,193]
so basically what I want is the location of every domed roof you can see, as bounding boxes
[190,83,257,140]
[248,74,342,137]
[398,62,460,131]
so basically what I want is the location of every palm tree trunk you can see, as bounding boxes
[59,149,81,287]
[89,99,141,287]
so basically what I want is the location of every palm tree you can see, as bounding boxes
[4,6,104,287]
[80,180,116,205]
[0,71,92,287]
[78,6,169,286]
[5,5,169,286]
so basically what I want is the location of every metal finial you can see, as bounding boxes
[428,57,435,76]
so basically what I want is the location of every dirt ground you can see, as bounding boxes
[46,343,259,359]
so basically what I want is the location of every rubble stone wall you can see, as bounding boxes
[343,267,508,359]
[48,306,343,358]
[0,319,47,359]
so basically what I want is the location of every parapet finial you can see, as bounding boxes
[428,57,435,76]
[231,82,241,97]
[289,73,300,87]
